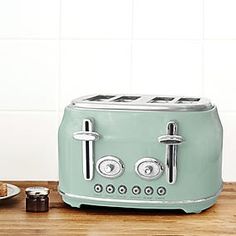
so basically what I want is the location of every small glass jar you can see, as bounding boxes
[25,187,50,212]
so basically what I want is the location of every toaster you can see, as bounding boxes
[58,94,223,213]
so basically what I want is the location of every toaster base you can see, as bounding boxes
[59,190,219,214]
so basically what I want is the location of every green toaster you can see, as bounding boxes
[58,94,223,213]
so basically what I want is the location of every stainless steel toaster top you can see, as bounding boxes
[70,94,214,112]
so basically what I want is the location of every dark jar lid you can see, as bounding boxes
[25,187,50,197]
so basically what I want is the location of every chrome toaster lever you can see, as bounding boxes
[158,121,183,184]
[73,119,100,181]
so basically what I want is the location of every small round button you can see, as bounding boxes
[144,186,153,195]
[157,186,166,196]
[106,184,115,194]
[94,184,103,193]
[118,185,127,194]
[132,186,141,195]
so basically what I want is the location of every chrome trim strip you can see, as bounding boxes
[59,184,222,205]
[70,94,213,112]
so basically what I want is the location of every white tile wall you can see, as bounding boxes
[132,40,202,95]
[221,112,236,181]
[0,40,59,110]
[133,0,203,39]
[0,0,235,181]
[0,0,60,38]
[60,40,131,109]
[204,40,236,111]
[205,0,236,39]
[61,0,132,39]
[0,112,58,180]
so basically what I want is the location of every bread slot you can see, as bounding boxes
[113,96,140,102]
[177,97,200,104]
[85,95,115,102]
[148,97,175,103]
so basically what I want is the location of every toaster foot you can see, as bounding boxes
[181,198,217,214]
[182,208,202,214]
[62,195,82,208]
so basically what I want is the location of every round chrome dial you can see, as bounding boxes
[135,158,164,180]
[96,156,124,178]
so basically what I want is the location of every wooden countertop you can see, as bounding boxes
[0,182,235,235]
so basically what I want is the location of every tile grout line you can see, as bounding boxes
[0,110,57,112]
[129,0,135,92]
[57,0,62,125]
[0,38,58,40]
[1,37,236,41]
[201,0,205,97]
[56,0,62,181]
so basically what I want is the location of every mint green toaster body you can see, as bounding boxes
[58,95,223,213]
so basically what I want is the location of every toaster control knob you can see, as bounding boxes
[104,164,114,173]
[144,166,153,175]
[96,156,124,178]
[135,158,164,180]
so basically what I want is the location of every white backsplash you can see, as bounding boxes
[0,0,235,181]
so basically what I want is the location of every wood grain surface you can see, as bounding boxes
[0,181,235,235]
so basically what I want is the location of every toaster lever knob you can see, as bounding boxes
[73,131,100,141]
[158,134,183,145]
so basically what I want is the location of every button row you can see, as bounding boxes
[94,184,166,196]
